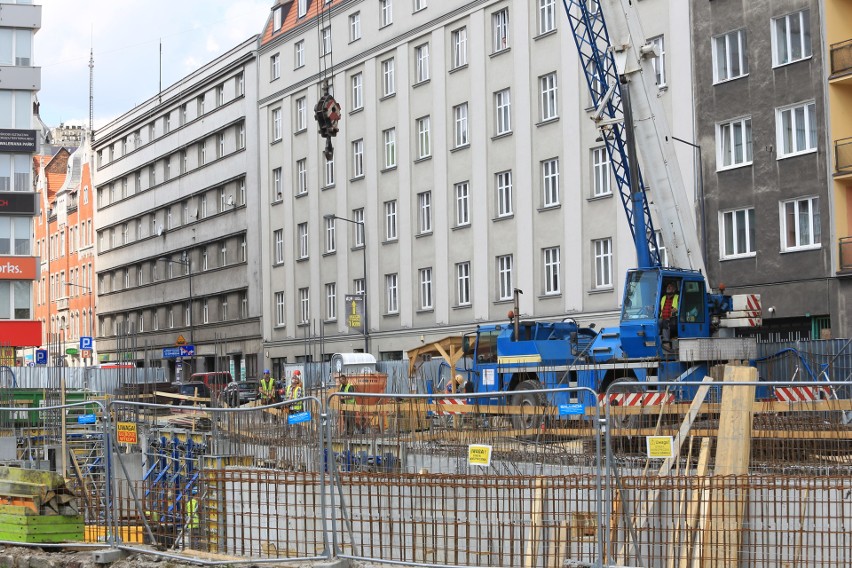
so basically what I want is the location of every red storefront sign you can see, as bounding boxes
[0,321,41,347]
[0,256,38,280]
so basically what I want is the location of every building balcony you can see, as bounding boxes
[831,39,852,82]
[56,298,69,311]
[841,237,852,273]
[836,137,852,178]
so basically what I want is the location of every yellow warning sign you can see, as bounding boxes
[117,422,138,445]
[646,436,673,459]
[175,335,187,346]
[468,444,493,467]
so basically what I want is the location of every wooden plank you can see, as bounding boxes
[681,438,712,568]
[524,477,545,568]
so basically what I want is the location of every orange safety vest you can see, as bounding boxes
[660,293,679,320]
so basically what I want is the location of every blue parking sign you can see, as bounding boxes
[35,349,48,365]
[80,336,93,350]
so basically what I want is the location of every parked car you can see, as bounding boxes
[238,380,259,404]
[176,381,210,405]
[189,372,232,394]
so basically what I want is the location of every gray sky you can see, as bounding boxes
[37,0,272,129]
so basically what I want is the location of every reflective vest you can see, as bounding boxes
[660,293,679,320]
[260,377,275,398]
[185,498,199,529]
[286,384,303,411]
[340,383,355,404]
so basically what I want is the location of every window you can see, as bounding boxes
[236,72,245,96]
[720,207,756,259]
[772,9,811,66]
[380,0,393,26]
[273,5,283,29]
[296,158,307,195]
[539,72,558,121]
[272,108,282,141]
[164,113,171,134]
[324,155,335,187]
[202,248,209,271]
[414,0,427,10]
[180,104,187,125]
[385,273,399,313]
[197,96,205,116]
[539,0,556,34]
[419,268,433,310]
[353,208,365,246]
[297,0,307,18]
[456,262,471,306]
[354,278,365,297]
[349,12,361,42]
[275,292,285,326]
[220,295,229,321]
[351,73,363,110]
[777,101,817,158]
[497,255,513,300]
[592,147,611,196]
[649,35,665,87]
[781,197,820,251]
[492,8,509,52]
[593,238,613,289]
[713,29,749,83]
[542,158,560,207]
[185,302,191,326]
[418,191,432,233]
[274,229,284,264]
[149,164,156,186]
[200,140,208,164]
[240,292,248,318]
[716,117,752,169]
[325,216,336,253]
[217,132,225,158]
[299,288,310,324]
[383,128,396,168]
[454,103,469,147]
[385,200,398,240]
[451,27,467,68]
[455,181,470,226]
[496,170,513,217]
[415,43,430,82]
[352,139,364,177]
[295,97,307,131]
[238,122,245,149]
[271,53,280,79]
[272,167,282,200]
[298,222,309,259]
[200,194,208,218]
[164,158,171,181]
[381,58,395,96]
[294,41,305,68]
[543,247,560,295]
[326,283,337,320]
[494,89,511,135]
[217,84,225,107]
[410,116,431,160]
[320,26,332,56]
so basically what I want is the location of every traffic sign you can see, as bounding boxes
[80,336,93,350]
[35,349,48,365]
[163,345,195,359]
[81,349,92,359]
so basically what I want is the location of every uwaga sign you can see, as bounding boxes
[0,257,38,280]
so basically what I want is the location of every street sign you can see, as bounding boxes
[163,345,195,359]
[35,349,47,365]
[80,336,93,350]
[81,349,92,359]
[175,335,187,346]
[66,348,79,356]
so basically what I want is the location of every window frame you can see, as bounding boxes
[497,254,513,301]
[383,127,397,169]
[539,0,556,35]
[451,27,468,69]
[453,102,469,148]
[274,229,284,264]
[716,117,753,170]
[543,246,561,295]
[417,115,431,159]
[719,207,756,259]
[298,222,309,259]
[271,107,282,142]
[384,200,398,241]
[592,146,611,197]
[385,273,399,314]
[381,58,396,97]
[494,88,511,135]
[492,8,509,53]
[351,72,364,110]
[417,191,432,234]
[419,267,433,310]
[776,100,817,159]
[712,29,749,84]
[496,170,513,218]
[772,9,812,67]
[593,238,613,289]
[542,158,560,207]
[415,43,430,83]
[780,196,820,252]
[271,53,281,80]
[349,12,361,42]
[456,261,471,306]
[455,181,470,227]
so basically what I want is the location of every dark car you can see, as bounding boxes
[176,381,210,405]
[238,380,259,404]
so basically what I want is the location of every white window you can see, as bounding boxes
[236,72,245,96]
[326,283,337,320]
[272,108,282,141]
[185,302,191,326]
[777,101,817,158]
[414,0,427,11]
[352,139,364,177]
[380,0,393,26]
[454,103,469,147]
[417,116,431,159]
[238,122,245,149]
[297,0,307,17]
[713,29,749,83]
[542,158,560,207]
[492,8,509,53]
[720,207,756,259]
[383,128,396,168]
[275,291,285,326]
[419,268,433,310]
[202,299,210,324]
[324,155,335,187]
[592,147,611,196]
[349,12,361,42]
[415,43,430,82]
[716,117,752,169]
[240,292,248,318]
[497,254,513,300]
[299,288,310,324]
[495,89,511,135]
[220,295,229,321]
[325,216,336,253]
[385,273,399,314]
[296,158,307,195]
[539,0,556,34]
[298,222,309,259]
[320,27,332,56]
[385,200,398,240]
[456,262,471,306]
[543,246,560,295]
[216,84,225,107]
[202,248,209,271]
[781,197,820,251]
[649,35,666,87]
[271,53,280,80]
[295,97,307,131]
[452,27,467,68]
[241,235,247,262]
[381,58,395,96]
[274,229,284,263]
[353,208,365,246]
[593,238,613,289]
[772,9,811,67]
[351,73,363,110]
[455,181,470,226]
[418,191,432,234]
[496,170,513,217]
[294,41,305,68]
[273,167,282,200]
[540,72,558,121]
[217,132,225,157]
[273,5,283,29]
[354,278,365,296]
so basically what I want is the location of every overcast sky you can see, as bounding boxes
[37,0,272,129]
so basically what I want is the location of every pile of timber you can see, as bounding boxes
[0,466,84,543]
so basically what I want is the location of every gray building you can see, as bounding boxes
[92,37,263,380]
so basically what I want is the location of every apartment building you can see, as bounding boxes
[92,37,263,380]
[256,0,694,364]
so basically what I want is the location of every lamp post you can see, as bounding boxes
[64,282,94,366]
[323,214,369,354]
[158,253,195,376]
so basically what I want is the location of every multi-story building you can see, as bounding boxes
[0,0,42,364]
[256,0,695,365]
[691,0,837,340]
[33,144,96,366]
[92,37,262,380]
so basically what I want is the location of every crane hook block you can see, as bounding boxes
[314,93,342,139]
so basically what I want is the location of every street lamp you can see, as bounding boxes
[158,253,195,374]
[323,213,369,354]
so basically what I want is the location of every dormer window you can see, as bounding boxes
[273,6,283,30]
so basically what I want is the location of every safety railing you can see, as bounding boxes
[830,38,852,78]
[836,136,852,175]
[840,236,852,272]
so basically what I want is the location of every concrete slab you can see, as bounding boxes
[92,549,129,564]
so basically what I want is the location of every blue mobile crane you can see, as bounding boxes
[459,0,761,427]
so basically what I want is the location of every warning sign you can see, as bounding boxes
[646,436,673,459]
[116,422,138,445]
[467,444,493,467]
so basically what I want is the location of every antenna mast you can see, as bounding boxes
[88,47,94,135]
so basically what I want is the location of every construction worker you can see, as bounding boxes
[285,370,304,414]
[339,374,356,435]
[659,281,680,348]
[259,370,276,405]
[184,489,200,549]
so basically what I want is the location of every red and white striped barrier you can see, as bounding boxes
[597,392,674,406]
[774,386,832,403]
[438,398,467,415]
